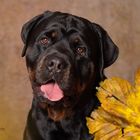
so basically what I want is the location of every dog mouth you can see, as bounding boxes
[39,79,64,102]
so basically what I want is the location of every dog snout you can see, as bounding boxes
[47,57,66,73]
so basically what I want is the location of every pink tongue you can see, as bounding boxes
[40,83,64,101]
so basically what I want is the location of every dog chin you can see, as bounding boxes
[33,86,76,109]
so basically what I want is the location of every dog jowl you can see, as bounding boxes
[21,11,119,140]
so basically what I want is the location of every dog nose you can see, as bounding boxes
[47,58,64,72]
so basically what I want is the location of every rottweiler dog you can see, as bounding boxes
[21,11,119,140]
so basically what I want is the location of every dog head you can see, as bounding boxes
[21,11,119,121]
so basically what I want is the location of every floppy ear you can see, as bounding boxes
[21,11,54,57]
[100,28,119,68]
[92,23,119,78]
[21,14,44,57]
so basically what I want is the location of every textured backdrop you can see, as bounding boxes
[0,0,140,139]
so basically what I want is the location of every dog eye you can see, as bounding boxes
[51,31,58,38]
[74,38,80,44]
[39,37,49,45]
[76,47,86,56]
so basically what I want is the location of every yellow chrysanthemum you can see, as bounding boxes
[87,68,140,140]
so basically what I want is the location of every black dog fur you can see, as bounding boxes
[21,11,119,140]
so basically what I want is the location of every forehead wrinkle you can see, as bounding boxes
[36,15,87,36]
[65,16,86,31]
[45,22,65,31]
[48,15,86,33]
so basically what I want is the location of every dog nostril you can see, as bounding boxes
[48,60,55,71]
[57,63,62,70]
[48,61,54,68]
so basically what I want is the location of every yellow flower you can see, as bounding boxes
[87,68,140,140]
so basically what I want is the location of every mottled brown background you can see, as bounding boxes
[0,0,140,139]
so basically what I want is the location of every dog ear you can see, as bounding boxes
[21,14,44,57]
[93,23,119,68]
[92,23,119,79]
[21,11,54,57]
